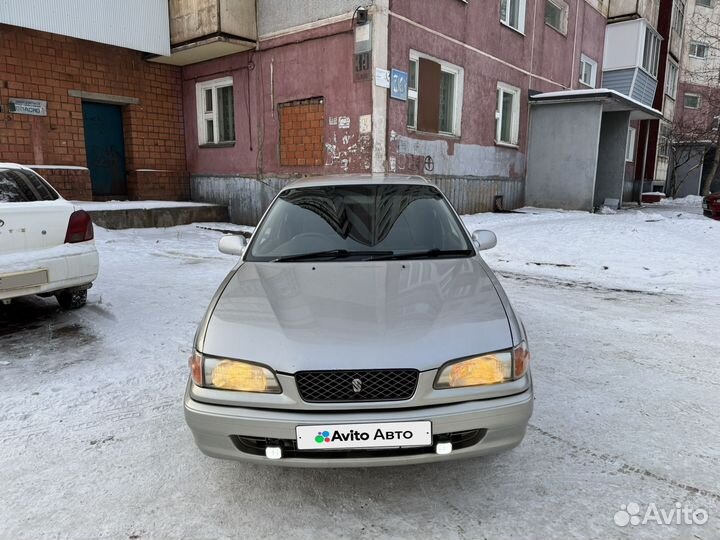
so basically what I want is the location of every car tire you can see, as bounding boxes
[56,289,88,310]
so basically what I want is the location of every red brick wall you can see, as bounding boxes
[279,98,325,167]
[0,24,188,200]
[30,168,92,200]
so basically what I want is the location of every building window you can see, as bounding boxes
[672,0,685,37]
[579,55,598,87]
[496,83,521,145]
[544,0,568,34]
[279,98,325,167]
[658,124,671,157]
[689,42,709,59]
[665,60,679,99]
[626,127,637,162]
[696,0,712,7]
[501,0,526,33]
[642,27,661,78]
[713,116,720,131]
[407,52,464,136]
[196,77,235,145]
[684,93,701,109]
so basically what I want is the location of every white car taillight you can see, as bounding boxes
[65,210,94,244]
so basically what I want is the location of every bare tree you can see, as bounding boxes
[675,12,720,196]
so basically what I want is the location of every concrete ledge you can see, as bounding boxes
[85,205,229,230]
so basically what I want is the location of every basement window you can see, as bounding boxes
[196,77,235,145]
[496,82,521,146]
[407,53,464,136]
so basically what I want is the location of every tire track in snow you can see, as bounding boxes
[528,424,720,502]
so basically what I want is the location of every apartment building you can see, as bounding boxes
[0,0,188,200]
[673,0,720,196]
[165,0,610,222]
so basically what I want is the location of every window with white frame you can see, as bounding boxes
[684,93,701,109]
[407,53,464,135]
[500,0,526,33]
[658,124,671,157]
[196,77,235,145]
[496,83,521,145]
[672,0,685,37]
[642,27,661,77]
[580,55,598,87]
[696,0,712,7]
[545,0,568,34]
[665,59,679,99]
[626,127,637,162]
[689,42,709,59]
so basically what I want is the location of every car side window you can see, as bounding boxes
[0,169,59,202]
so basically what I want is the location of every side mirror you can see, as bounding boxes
[471,230,497,251]
[218,234,248,256]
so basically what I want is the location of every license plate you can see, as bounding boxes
[0,269,48,291]
[296,421,432,450]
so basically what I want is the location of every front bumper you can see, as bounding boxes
[184,381,533,467]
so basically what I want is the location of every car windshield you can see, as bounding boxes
[0,169,59,202]
[246,183,474,262]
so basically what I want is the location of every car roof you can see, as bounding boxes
[281,174,431,191]
[0,162,30,171]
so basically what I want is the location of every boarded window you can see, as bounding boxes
[279,98,325,167]
[409,55,462,135]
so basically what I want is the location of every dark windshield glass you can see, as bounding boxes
[246,184,473,261]
[0,169,59,202]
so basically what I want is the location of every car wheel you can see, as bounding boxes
[56,289,88,310]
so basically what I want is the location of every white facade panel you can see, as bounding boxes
[0,0,170,55]
[603,20,643,71]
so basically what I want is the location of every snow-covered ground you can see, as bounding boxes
[1,201,718,539]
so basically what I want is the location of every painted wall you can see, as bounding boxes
[182,22,373,179]
[385,0,606,205]
[0,0,170,55]
[257,0,366,37]
[526,101,603,211]
[595,111,631,207]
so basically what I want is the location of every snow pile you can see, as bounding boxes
[462,206,718,297]
[657,195,704,207]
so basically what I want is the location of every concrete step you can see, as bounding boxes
[74,201,229,230]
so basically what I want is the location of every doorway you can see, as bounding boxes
[82,102,127,197]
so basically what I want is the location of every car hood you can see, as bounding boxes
[201,259,514,373]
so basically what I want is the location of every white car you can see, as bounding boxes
[0,163,99,309]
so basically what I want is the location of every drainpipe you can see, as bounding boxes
[371,0,390,173]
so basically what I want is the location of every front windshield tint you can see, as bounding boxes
[246,184,473,261]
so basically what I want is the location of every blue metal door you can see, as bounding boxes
[82,102,127,196]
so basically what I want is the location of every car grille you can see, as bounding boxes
[295,369,419,402]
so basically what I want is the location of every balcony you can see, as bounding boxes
[149,0,257,66]
[602,19,662,107]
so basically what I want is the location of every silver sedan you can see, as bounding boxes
[184,175,533,467]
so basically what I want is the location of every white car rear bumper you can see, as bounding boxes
[0,242,99,301]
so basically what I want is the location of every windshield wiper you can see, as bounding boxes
[370,248,474,261]
[272,249,392,262]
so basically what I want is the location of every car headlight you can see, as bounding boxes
[434,342,530,389]
[188,352,282,393]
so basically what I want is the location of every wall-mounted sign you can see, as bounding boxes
[354,51,372,82]
[390,69,408,101]
[375,68,390,88]
[9,98,47,116]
